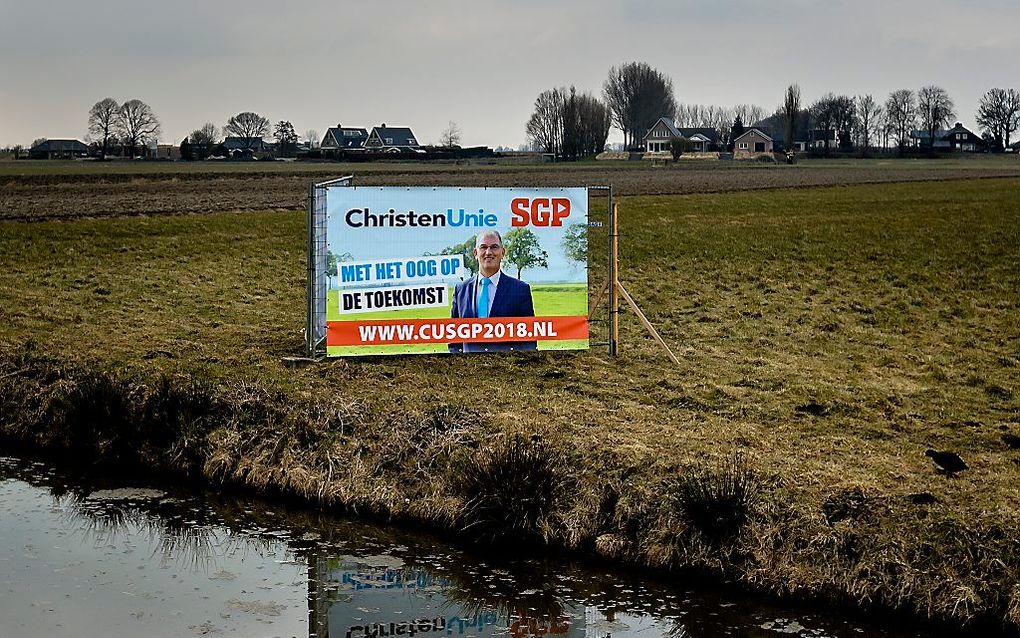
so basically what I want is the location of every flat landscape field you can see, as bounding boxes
[2,155,1019,221]
[1,164,1019,631]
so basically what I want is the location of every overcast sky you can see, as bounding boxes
[1,0,1017,148]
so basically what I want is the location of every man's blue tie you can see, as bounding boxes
[477,276,490,318]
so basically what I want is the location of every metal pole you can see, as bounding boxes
[608,190,618,357]
[306,182,315,357]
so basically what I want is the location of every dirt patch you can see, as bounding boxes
[4,162,1020,221]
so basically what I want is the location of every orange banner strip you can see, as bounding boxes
[327,316,588,347]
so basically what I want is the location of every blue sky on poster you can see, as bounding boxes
[1,0,1017,147]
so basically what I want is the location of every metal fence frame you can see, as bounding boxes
[586,185,615,356]
[306,176,353,357]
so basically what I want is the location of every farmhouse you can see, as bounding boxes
[642,117,681,152]
[320,125,369,151]
[909,128,952,150]
[364,124,420,152]
[941,122,985,152]
[675,128,719,152]
[910,123,986,152]
[222,136,273,157]
[808,129,838,150]
[732,128,773,158]
[642,118,722,153]
[29,139,89,159]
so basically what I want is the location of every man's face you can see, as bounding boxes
[474,234,504,275]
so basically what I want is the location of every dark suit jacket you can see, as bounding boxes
[449,272,537,352]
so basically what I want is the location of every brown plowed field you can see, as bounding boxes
[3,160,1019,221]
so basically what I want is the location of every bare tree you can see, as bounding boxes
[675,103,701,127]
[87,97,120,159]
[917,85,955,151]
[603,62,677,150]
[810,93,855,152]
[273,120,298,157]
[855,94,883,154]
[976,88,1020,151]
[880,109,896,150]
[561,87,611,160]
[526,87,609,160]
[224,112,270,150]
[190,123,218,147]
[304,129,319,148]
[116,99,161,157]
[526,88,565,156]
[782,84,801,152]
[707,106,735,148]
[733,104,766,127]
[885,89,917,154]
[439,120,462,147]
[832,95,856,149]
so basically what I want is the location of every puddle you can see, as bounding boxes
[0,455,946,637]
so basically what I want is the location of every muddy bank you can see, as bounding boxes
[1,347,1018,636]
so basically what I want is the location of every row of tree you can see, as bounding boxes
[686,83,1020,154]
[525,87,611,160]
[180,115,303,159]
[87,98,161,158]
[81,100,470,161]
[525,61,1020,156]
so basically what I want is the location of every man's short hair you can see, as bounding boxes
[475,230,503,247]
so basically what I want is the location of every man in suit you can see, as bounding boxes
[449,230,537,352]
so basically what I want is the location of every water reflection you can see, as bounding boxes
[0,456,940,638]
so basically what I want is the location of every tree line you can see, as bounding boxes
[77,97,317,159]
[525,61,1020,157]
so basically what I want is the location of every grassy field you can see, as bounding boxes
[1,154,1017,177]
[3,155,1020,222]
[1,177,1019,631]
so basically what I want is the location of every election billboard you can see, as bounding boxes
[324,187,588,356]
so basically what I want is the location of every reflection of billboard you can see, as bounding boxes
[324,187,589,357]
[319,559,587,638]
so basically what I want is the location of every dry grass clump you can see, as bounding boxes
[738,488,1020,632]
[454,433,565,544]
[0,346,212,472]
[664,454,762,548]
[0,346,365,498]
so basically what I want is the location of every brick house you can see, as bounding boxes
[732,128,774,158]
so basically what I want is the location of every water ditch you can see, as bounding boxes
[0,454,946,637]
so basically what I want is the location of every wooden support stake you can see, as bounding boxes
[616,283,681,365]
[589,279,610,320]
[606,202,680,366]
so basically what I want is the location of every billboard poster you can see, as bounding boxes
[324,187,588,357]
